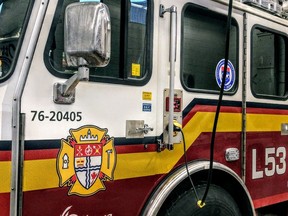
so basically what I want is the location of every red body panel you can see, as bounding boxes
[1,103,288,215]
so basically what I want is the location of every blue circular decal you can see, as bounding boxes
[215,59,236,91]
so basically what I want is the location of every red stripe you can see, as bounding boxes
[183,104,241,126]
[115,144,157,154]
[247,107,288,115]
[24,149,59,160]
[0,151,11,161]
[20,144,157,161]
[253,192,288,209]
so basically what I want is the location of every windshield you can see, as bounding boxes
[0,0,30,80]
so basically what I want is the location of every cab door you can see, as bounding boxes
[244,11,288,209]
[175,0,244,174]
[19,0,160,215]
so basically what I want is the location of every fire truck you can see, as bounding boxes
[1,0,288,215]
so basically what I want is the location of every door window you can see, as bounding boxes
[181,4,238,93]
[0,0,31,82]
[251,27,288,99]
[45,0,153,85]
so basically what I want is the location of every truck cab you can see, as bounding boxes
[0,0,288,215]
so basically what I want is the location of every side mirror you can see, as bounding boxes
[53,2,111,104]
[65,2,111,67]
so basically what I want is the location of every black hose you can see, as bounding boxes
[181,129,200,201]
[200,0,234,206]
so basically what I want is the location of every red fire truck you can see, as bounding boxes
[0,0,288,215]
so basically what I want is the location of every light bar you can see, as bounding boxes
[241,0,283,15]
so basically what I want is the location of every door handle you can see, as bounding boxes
[136,124,154,134]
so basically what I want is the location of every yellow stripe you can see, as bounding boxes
[23,159,59,191]
[0,162,11,193]
[1,111,284,192]
[247,113,288,131]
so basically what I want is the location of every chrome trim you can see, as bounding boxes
[242,12,248,183]
[10,1,49,215]
[159,4,177,148]
[167,5,177,147]
[142,161,255,216]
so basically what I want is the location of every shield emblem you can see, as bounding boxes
[74,143,103,189]
[57,125,117,196]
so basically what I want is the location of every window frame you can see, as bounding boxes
[0,0,34,83]
[250,24,288,100]
[180,3,239,95]
[44,0,153,86]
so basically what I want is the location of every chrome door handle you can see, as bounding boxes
[136,124,154,134]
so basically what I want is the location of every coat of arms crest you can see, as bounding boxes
[57,125,116,196]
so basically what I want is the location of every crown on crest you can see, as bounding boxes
[80,129,98,142]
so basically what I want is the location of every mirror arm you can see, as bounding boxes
[53,58,89,104]
[63,66,89,97]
